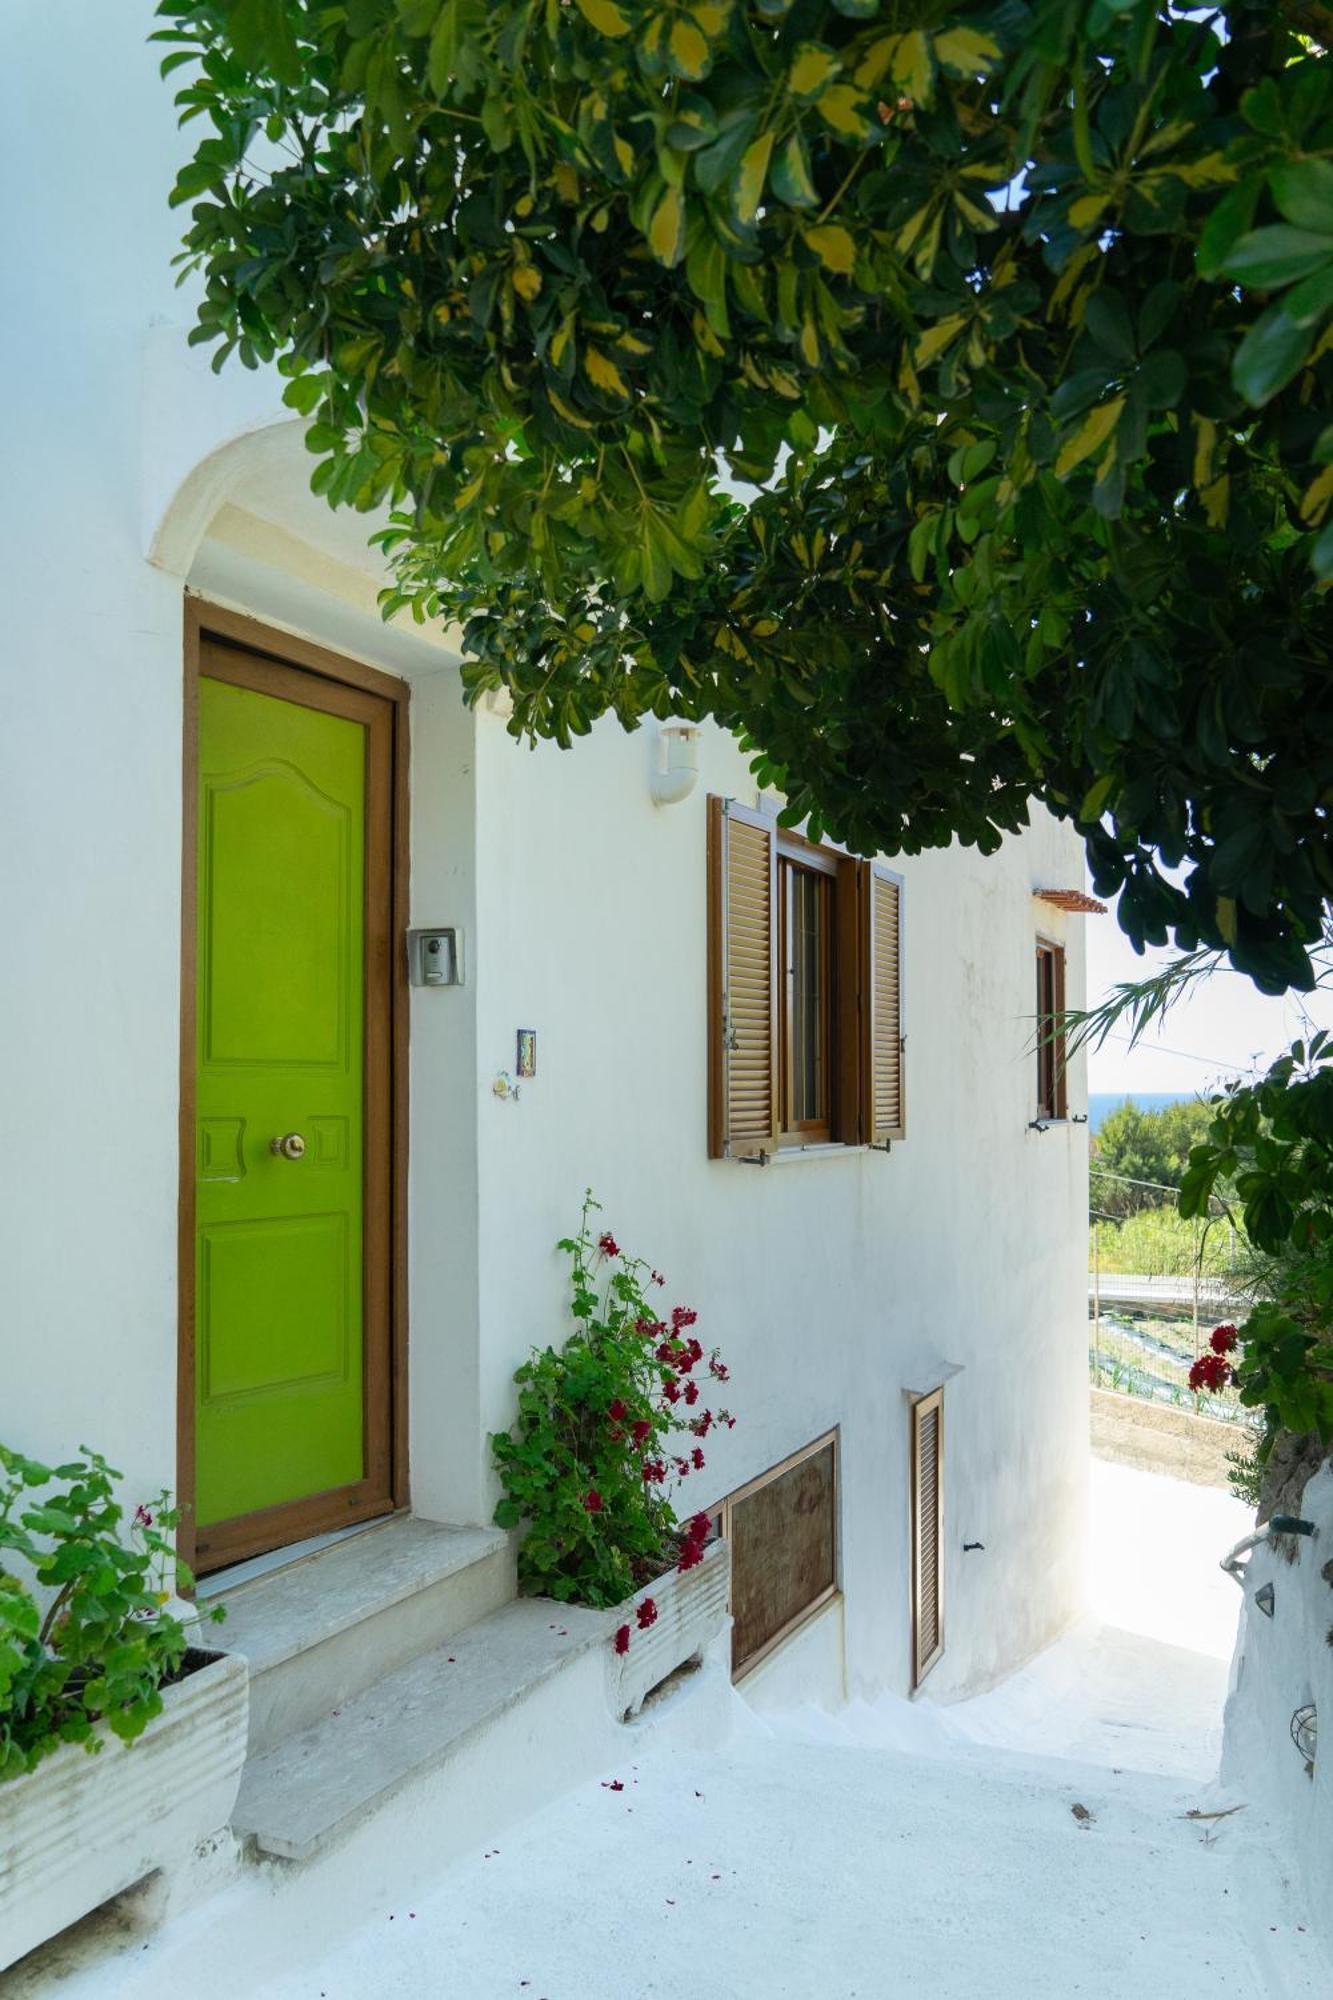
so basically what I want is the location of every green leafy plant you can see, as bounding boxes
[491,1194,734,1607]
[156,0,1333,991]
[0,1445,221,1783]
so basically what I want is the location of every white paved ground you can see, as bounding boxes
[20,1461,1332,1999]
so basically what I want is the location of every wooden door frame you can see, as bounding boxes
[179,596,411,1578]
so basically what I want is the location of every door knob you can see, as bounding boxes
[269,1132,306,1161]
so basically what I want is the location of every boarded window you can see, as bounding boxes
[719,1434,838,1679]
[708,797,905,1156]
[1035,939,1067,1121]
[910,1389,944,1687]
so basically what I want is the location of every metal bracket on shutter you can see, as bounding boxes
[737,1150,771,1166]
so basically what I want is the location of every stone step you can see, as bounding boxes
[231,1596,612,1862]
[213,1515,513,1754]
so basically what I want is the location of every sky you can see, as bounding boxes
[1084,890,1333,1100]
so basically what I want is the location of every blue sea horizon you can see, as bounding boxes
[1087,1089,1202,1134]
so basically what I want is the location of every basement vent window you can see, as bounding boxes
[716,1432,839,1681]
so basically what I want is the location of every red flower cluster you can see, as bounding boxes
[691,1446,705,1470]
[132,1503,154,1529]
[614,1624,631,1655]
[709,1357,730,1382]
[651,1270,667,1288]
[631,1418,652,1445]
[1211,1323,1239,1355]
[672,1306,698,1331]
[641,1458,667,1484]
[598,1231,621,1258]
[584,1489,604,1514]
[677,1510,713,1575]
[637,1596,658,1630]
[1189,1352,1232,1393]
[608,1398,627,1422]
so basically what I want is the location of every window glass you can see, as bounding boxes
[780,858,832,1137]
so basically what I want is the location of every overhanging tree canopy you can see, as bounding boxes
[158,0,1333,989]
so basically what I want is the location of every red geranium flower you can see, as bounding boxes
[1211,1324,1239,1355]
[709,1357,730,1382]
[683,1379,699,1406]
[1189,1353,1231,1393]
[651,1270,667,1288]
[637,1597,658,1630]
[690,1511,712,1539]
[608,1398,628,1422]
[691,1446,706,1470]
[674,1455,691,1477]
[672,1306,698,1330]
[677,1539,704,1573]
[132,1504,153,1529]
[614,1624,631,1655]
[598,1231,620,1258]
[631,1419,652,1444]
[583,1489,603,1513]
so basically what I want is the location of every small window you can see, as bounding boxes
[910,1389,944,1687]
[779,851,835,1141]
[716,1433,839,1680]
[707,798,905,1159]
[1035,939,1067,1121]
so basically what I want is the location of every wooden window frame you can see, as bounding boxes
[708,799,903,1160]
[777,836,839,1146]
[716,1428,841,1682]
[910,1388,944,1689]
[1035,936,1068,1122]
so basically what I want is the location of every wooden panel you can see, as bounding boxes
[707,797,778,1158]
[729,1437,837,1678]
[911,1389,944,1686]
[1036,939,1067,1120]
[861,862,905,1143]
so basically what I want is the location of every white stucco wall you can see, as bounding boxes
[1222,1465,1333,1932]
[2,2,1089,1706]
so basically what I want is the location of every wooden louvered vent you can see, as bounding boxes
[862,862,906,1143]
[911,1388,944,1687]
[708,797,778,1158]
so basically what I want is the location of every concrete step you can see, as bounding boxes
[214,1515,513,1754]
[231,1596,612,1861]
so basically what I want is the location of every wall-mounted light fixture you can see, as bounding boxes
[650,721,701,807]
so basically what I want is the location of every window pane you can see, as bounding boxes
[730,1441,837,1676]
[789,867,827,1125]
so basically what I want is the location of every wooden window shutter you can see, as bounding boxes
[910,1388,944,1687]
[707,796,779,1159]
[859,862,906,1143]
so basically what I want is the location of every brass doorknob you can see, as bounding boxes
[269,1133,306,1161]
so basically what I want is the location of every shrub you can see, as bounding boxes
[491,1193,734,1607]
[0,1445,220,1783]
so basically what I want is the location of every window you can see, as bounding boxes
[716,1433,839,1680]
[780,849,835,1140]
[910,1389,944,1687]
[707,797,905,1159]
[1035,939,1067,1121]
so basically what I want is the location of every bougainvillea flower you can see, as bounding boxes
[637,1597,658,1630]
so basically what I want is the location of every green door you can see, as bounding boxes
[195,657,386,1566]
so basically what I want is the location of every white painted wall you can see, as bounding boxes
[1223,1465,1333,1933]
[2,2,1089,1705]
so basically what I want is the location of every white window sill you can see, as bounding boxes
[767,1143,874,1164]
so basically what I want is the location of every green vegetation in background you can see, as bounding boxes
[1091,1098,1214,1214]
[1090,1206,1234,1278]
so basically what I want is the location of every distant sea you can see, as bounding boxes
[1087,1090,1200,1135]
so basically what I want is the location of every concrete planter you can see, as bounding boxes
[606,1536,730,1720]
[0,1648,248,1971]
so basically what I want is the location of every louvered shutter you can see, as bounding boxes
[911,1388,944,1687]
[707,796,779,1159]
[860,862,906,1142]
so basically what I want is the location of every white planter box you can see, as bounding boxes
[0,1649,248,1971]
[606,1536,730,1720]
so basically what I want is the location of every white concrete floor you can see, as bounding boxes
[17,1461,1332,1999]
